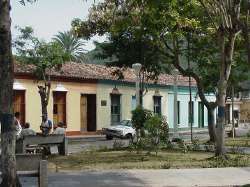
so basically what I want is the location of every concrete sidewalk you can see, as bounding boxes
[20,167,250,187]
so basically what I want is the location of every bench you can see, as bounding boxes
[16,134,68,155]
[0,154,48,187]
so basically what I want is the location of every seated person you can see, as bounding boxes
[20,122,36,138]
[53,122,66,135]
[14,112,22,139]
[40,115,52,136]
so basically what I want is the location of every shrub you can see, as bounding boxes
[145,115,162,137]
[131,106,152,132]
[132,107,151,142]
[128,137,148,154]
[165,141,174,150]
[176,140,188,153]
[144,115,170,155]
[130,112,169,155]
[191,138,200,151]
[160,116,169,143]
[160,162,171,169]
[247,130,250,138]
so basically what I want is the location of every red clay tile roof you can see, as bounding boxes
[14,62,196,87]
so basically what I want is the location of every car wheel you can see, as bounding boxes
[125,133,133,140]
[106,135,113,140]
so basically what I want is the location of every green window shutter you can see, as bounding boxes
[198,102,204,128]
[188,101,194,124]
[177,101,180,124]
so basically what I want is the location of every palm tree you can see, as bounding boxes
[53,31,87,63]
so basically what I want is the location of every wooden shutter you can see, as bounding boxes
[53,92,66,126]
[80,95,87,132]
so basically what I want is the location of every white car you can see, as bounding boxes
[102,120,136,140]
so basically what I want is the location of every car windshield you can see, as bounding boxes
[119,120,132,127]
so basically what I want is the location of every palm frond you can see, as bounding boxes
[53,31,87,63]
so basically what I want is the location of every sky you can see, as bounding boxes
[11,0,105,51]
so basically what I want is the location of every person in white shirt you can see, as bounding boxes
[53,122,65,135]
[14,112,22,139]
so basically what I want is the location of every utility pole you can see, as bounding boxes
[187,32,193,142]
[232,86,235,139]
[173,69,179,139]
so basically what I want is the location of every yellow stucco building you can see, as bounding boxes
[14,62,208,135]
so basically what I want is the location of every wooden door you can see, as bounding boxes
[14,90,25,126]
[87,94,96,131]
[53,92,66,126]
[80,95,87,132]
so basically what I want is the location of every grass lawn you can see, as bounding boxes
[225,137,250,147]
[199,137,250,147]
[48,149,250,171]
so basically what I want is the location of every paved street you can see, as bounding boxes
[17,167,250,187]
[67,130,210,154]
[68,136,130,154]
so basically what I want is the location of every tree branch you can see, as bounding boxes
[198,0,219,29]
[172,35,217,109]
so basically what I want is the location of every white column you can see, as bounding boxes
[132,63,142,107]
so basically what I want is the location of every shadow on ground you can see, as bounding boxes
[48,171,146,187]
[0,171,146,187]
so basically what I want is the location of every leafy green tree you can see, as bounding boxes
[0,1,36,186]
[144,115,169,155]
[73,0,250,156]
[180,27,249,143]
[72,0,169,106]
[197,0,250,156]
[92,38,167,77]
[15,26,69,125]
[53,31,87,63]
[131,107,152,130]
[72,0,219,142]
[151,0,250,156]
[131,106,152,152]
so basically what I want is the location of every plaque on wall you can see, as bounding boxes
[101,100,107,106]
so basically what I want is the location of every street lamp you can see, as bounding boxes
[172,68,179,139]
[132,63,142,107]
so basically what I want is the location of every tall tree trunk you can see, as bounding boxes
[215,33,227,156]
[215,31,236,156]
[38,80,51,123]
[207,106,216,143]
[215,83,227,156]
[0,0,21,186]
[38,85,49,122]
